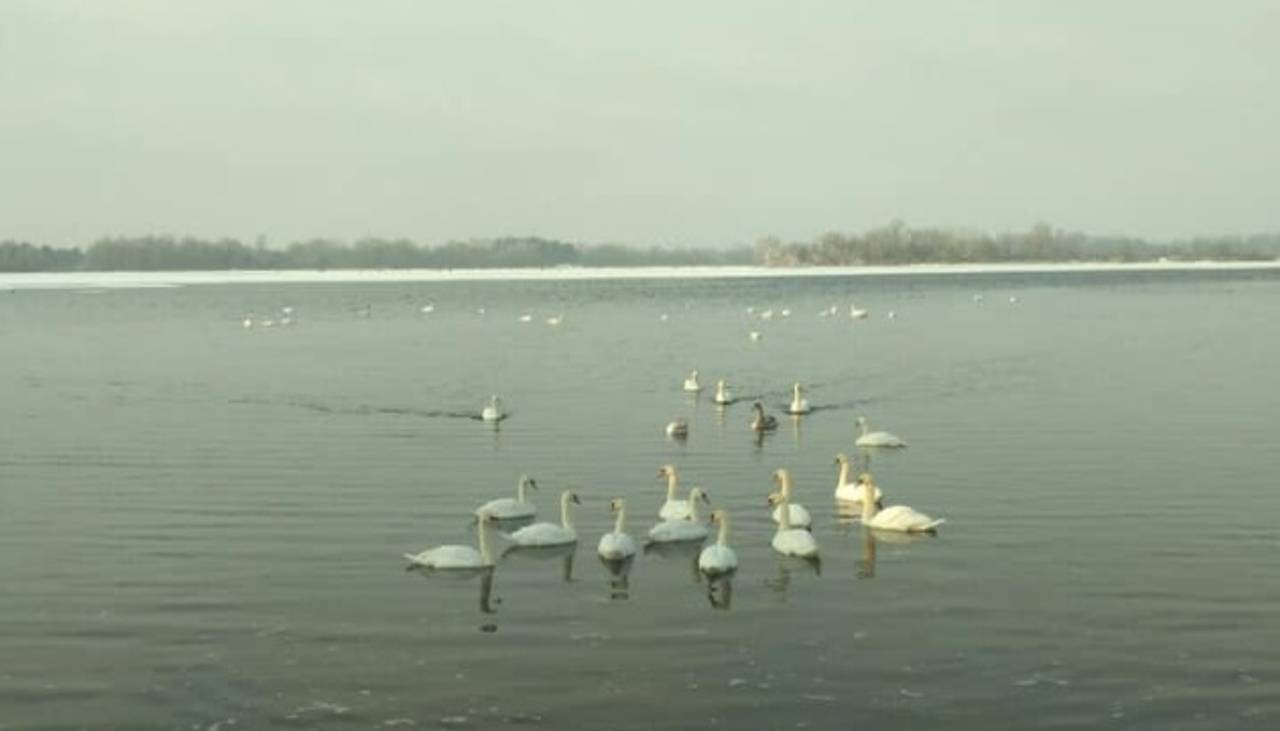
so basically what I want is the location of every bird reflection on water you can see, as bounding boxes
[599,555,634,600]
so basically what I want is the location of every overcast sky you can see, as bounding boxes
[3,1,1277,247]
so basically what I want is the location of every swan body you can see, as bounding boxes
[683,370,702,392]
[475,475,537,519]
[665,419,689,438]
[698,510,738,575]
[546,314,563,326]
[481,395,504,422]
[849,305,869,320]
[714,379,733,405]
[860,475,944,533]
[519,313,533,322]
[769,471,819,558]
[855,417,906,448]
[768,468,813,529]
[242,316,253,329]
[420,304,434,314]
[657,465,693,520]
[833,454,883,503]
[750,402,778,432]
[505,490,581,546]
[787,383,811,415]
[598,498,638,560]
[648,488,710,543]
[404,514,495,569]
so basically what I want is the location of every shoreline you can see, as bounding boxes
[3,259,1278,290]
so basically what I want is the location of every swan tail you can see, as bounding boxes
[922,518,947,532]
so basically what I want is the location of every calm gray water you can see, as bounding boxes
[2,269,1279,730]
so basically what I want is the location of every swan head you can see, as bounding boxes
[708,509,726,524]
[834,453,850,465]
[771,468,790,486]
[686,487,710,505]
[608,498,625,513]
[561,490,582,506]
[752,401,764,413]
[657,464,677,479]
[519,475,537,491]
[855,416,868,426]
[766,491,782,507]
[793,382,803,393]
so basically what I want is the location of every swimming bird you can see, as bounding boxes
[242,315,254,329]
[518,313,533,322]
[780,308,791,318]
[281,306,294,316]
[657,464,693,520]
[648,487,711,544]
[475,475,538,520]
[768,471,819,558]
[768,467,812,529]
[750,402,778,432]
[546,314,563,326]
[849,305,869,320]
[683,370,702,392]
[598,498,638,560]
[855,416,907,448]
[481,395,505,422]
[788,383,811,415]
[698,510,738,575]
[859,474,944,533]
[420,304,434,314]
[665,419,689,439]
[713,379,733,406]
[749,331,763,342]
[404,512,497,569]
[833,454,883,504]
[761,309,775,320]
[505,490,581,546]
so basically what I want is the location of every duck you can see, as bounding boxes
[683,370,702,392]
[404,512,496,569]
[750,402,778,432]
[833,454,883,504]
[505,490,581,546]
[713,379,733,406]
[657,465,693,520]
[768,471,819,558]
[787,383,811,415]
[849,305,869,320]
[855,416,907,448]
[598,498,638,560]
[768,467,812,529]
[859,474,944,533]
[665,419,689,439]
[648,487,711,543]
[698,510,738,575]
[481,395,505,422]
[475,475,538,520]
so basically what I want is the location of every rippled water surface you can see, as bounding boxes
[2,269,1279,730]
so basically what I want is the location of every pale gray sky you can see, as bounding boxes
[2,1,1277,247]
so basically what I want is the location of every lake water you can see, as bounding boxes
[2,267,1278,730]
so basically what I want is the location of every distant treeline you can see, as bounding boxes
[0,236,751,272]
[756,222,1280,266]
[2,224,1279,272]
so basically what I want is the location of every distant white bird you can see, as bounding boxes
[849,305,869,320]
[404,512,497,570]
[505,490,581,546]
[659,313,669,322]
[859,474,944,533]
[767,466,812,529]
[475,475,538,520]
[242,316,254,329]
[698,510,738,575]
[420,304,434,314]
[787,382,811,415]
[780,308,791,318]
[769,471,819,558]
[973,294,984,303]
[665,419,689,439]
[749,331,763,342]
[518,313,533,323]
[1009,296,1019,304]
[714,379,733,406]
[261,319,275,328]
[546,314,563,326]
[683,370,702,392]
[746,306,756,315]
[887,310,896,319]
[855,416,907,448]
[648,487,711,543]
[598,498,638,560]
[481,395,505,422]
[761,309,775,320]
[280,316,293,327]
[281,306,294,315]
[476,307,486,315]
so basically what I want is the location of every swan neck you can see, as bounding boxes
[561,494,575,530]
[777,493,792,530]
[613,504,627,534]
[837,460,851,486]
[516,479,528,502]
[717,515,730,546]
[665,471,679,500]
[687,492,701,522]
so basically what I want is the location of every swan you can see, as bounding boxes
[833,454,883,504]
[780,308,791,318]
[767,467,812,529]
[242,315,253,329]
[475,475,538,520]
[597,498,638,560]
[518,313,533,322]
[768,471,819,558]
[855,416,907,448]
[404,512,496,569]
[714,379,734,406]
[657,464,694,520]
[683,370,702,392]
[481,395,505,422]
[648,488,711,543]
[749,331,763,342]
[761,309,775,320]
[750,402,778,432]
[420,304,434,314]
[849,305,869,320]
[698,510,738,575]
[282,306,294,316]
[859,474,945,533]
[665,419,689,439]
[787,383,811,415]
[546,314,563,326]
[505,489,581,546]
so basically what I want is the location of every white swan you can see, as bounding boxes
[769,471,819,558]
[657,465,693,520]
[849,305,869,320]
[768,467,812,529]
[665,419,689,439]
[518,313,533,323]
[749,331,763,342]
[788,383,811,415]
[597,498,638,560]
[860,474,944,533]
[855,416,907,448]
[833,454,883,504]
[546,314,563,326]
[505,490,581,546]
[714,379,733,406]
[648,487,711,543]
[698,510,738,575]
[481,395,504,422]
[475,475,538,520]
[404,513,496,569]
[242,315,254,329]
[683,370,702,392]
